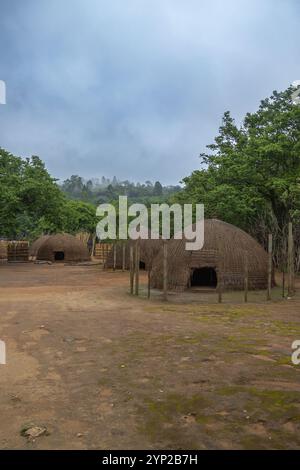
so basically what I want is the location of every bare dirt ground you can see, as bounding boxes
[0,262,300,450]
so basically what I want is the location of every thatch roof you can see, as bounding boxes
[151,219,270,291]
[33,233,90,262]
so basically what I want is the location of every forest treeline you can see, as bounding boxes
[0,85,299,268]
[60,175,181,205]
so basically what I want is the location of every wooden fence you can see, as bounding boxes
[0,240,8,260]
[7,241,29,262]
[93,243,113,263]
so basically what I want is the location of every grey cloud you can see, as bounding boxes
[0,0,299,184]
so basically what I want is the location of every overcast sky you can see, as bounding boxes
[0,0,299,184]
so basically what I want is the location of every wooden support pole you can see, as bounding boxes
[288,222,294,296]
[129,244,134,295]
[134,241,140,296]
[147,269,151,299]
[218,271,222,303]
[91,235,96,257]
[244,254,248,303]
[217,239,223,303]
[267,233,273,301]
[122,243,126,272]
[113,243,117,271]
[282,270,285,298]
[163,241,168,301]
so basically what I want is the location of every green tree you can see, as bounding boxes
[176,86,300,266]
[0,149,98,239]
[153,181,163,196]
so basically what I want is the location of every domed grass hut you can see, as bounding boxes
[104,238,163,271]
[151,219,271,291]
[29,235,50,260]
[33,233,90,263]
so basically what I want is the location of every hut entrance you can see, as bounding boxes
[54,251,65,261]
[139,261,146,270]
[190,267,217,288]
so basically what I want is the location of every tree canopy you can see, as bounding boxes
[0,149,97,240]
[60,175,180,205]
[175,86,300,267]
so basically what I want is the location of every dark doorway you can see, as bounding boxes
[54,251,65,261]
[190,267,217,287]
[139,261,146,270]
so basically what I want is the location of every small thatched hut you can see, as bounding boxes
[33,233,90,263]
[151,219,270,291]
[29,235,50,260]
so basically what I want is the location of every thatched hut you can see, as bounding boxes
[29,235,50,260]
[104,238,163,270]
[104,242,129,269]
[151,219,270,291]
[33,233,90,263]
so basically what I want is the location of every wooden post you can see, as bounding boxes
[134,241,140,296]
[130,244,134,295]
[163,241,168,301]
[147,269,151,299]
[91,235,96,257]
[282,270,285,298]
[244,254,248,303]
[113,243,117,271]
[122,243,126,272]
[288,222,294,296]
[217,239,223,303]
[218,270,222,303]
[267,233,273,301]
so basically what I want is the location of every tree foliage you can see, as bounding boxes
[60,175,180,205]
[175,86,300,268]
[0,149,97,239]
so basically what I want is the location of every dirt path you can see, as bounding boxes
[0,263,300,449]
